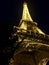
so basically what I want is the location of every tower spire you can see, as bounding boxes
[19,2,34,30]
[18,2,45,35]
[21,2,33,22]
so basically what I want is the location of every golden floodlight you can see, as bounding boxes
[19,2,45,35]
[9,2,49,65]
[22,2,33,22]
[19,2,33,30]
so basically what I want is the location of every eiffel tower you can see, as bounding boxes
[9,2,49,65]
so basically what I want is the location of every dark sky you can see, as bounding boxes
[0,0,49,65]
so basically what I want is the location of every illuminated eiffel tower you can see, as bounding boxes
[9,2,49,65]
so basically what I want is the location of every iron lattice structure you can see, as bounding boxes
[9,2,49,65]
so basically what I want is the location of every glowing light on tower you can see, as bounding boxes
[19,2,33,30]
[22,2,33,21]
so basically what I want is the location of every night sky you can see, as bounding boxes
[0,0,49,65]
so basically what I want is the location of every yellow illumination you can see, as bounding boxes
[36,27,45,35]
[19,2,34,30]
[20,21,27,30]
[22,2,33,22]
[26,41,49,48]
[19,2,45,35]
